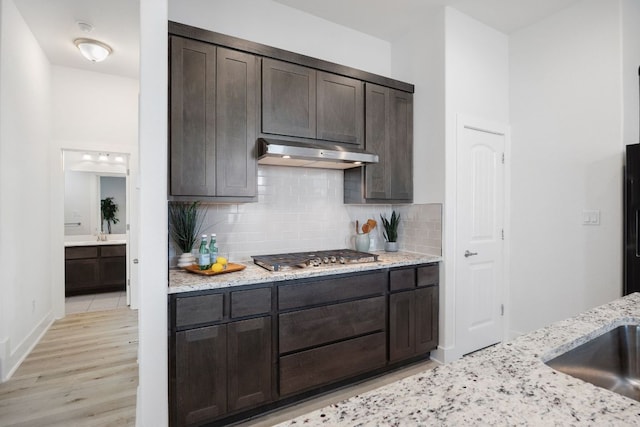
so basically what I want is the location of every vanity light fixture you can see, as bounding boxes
[74,38,112,63]
[98,153,109,161]
[82,153,92,160]
[114,155,124,163]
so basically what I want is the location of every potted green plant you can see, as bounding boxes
[380,210,400,252]
[100,197,119,234]
[168,201,206,267]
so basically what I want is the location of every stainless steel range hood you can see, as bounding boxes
[257,138,378,170]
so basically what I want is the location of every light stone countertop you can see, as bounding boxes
[276,293,640,426]
[64,239,127,247]
[168,251,441,294]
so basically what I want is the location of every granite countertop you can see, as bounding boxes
[168,251,441,294]
[64,239,127,247]
[275,293,640,426]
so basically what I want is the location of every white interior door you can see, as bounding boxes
[455,116,506,356]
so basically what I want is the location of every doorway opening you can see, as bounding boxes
[63,149,132,313]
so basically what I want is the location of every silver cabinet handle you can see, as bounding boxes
[464,250,478,258]
[133,259,139,264]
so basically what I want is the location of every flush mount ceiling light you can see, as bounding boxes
[74,38,112,63]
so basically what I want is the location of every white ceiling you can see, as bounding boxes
[273,0,582,40]
[14,0,139,79]
[13,0,581,80]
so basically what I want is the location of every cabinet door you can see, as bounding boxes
[170,36,216,197]
[389,89,413,200]
[364,83,390,199]
[415,286,439,355]
[215,47,257,197]
[175,325,227,426]
[389,291,415,363]
[99,256,126,289]
[227,317,272,412]
[317,71,363,145]
[262,58,316,138]
[65,259,100,296]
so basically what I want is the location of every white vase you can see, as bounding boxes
[177,252,196,267]
[355,233,370,252]
[385,241,399,252]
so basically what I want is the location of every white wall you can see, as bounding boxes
[0,0,53,381]
[51,66,138,146]
[391,9,446,205]
[438,8,510,361]
[137,0,168,424]
[622,0,640,146]
[168,0,392,78]
[509,0,623,336]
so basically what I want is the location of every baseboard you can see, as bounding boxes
[0,311,54,382]
[430,344,462,364]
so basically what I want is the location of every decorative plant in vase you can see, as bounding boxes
[100,197,119,234]
[380,210,400,252]
[169,201,206,267]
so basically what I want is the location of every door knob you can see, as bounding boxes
[464,250,478,258]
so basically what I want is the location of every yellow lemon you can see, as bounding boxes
[216,256,228,266]
[210,263,224,272]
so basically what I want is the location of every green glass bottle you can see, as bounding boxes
[209,233,218,264]
[198,234,211,270]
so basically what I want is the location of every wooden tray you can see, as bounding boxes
[183,263,246,276]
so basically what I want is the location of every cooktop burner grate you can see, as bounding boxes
[252,249,378,272]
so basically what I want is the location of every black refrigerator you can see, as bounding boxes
[625,143,640,294]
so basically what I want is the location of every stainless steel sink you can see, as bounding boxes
[545,324,640,401]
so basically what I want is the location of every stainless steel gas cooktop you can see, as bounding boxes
[252,249,378,272]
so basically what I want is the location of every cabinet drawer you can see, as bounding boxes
[278,272,385,310]
[65,246,98,260]
[176,293,224,329]
[230,287,271,318]
[279,296,385,354]
[101,244,126,257]
[390,268,415,291]
[417,264,439,287]
[279,332,386,396]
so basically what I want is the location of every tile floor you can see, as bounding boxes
[65,291,128,314]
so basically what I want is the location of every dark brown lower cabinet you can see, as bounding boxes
[227,317,272,412]
[65,244,126,296]
[175,325,227,427]
[174,317,272,427]
[389,285,439,363]
[169,264,439,426]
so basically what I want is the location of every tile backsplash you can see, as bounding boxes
[169,166,442,265]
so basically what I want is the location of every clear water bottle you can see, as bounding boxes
[198,234,211,270]
[209,233,218,264]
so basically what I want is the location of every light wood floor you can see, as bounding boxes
[0,308,138,427]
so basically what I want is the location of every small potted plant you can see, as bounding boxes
[380,211,400,252]
[100,197,119,234]
[169,201,206,267]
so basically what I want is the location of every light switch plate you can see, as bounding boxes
[582,210,600,225]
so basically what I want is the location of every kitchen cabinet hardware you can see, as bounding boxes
[464,250,478,258]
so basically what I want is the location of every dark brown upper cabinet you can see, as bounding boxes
[262,59,364,146]
[344,83,413,203]
[317,71,364,145]
[262,58,317,139]
[169,36,257,201]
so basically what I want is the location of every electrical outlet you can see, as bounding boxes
[582,210,600,225]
